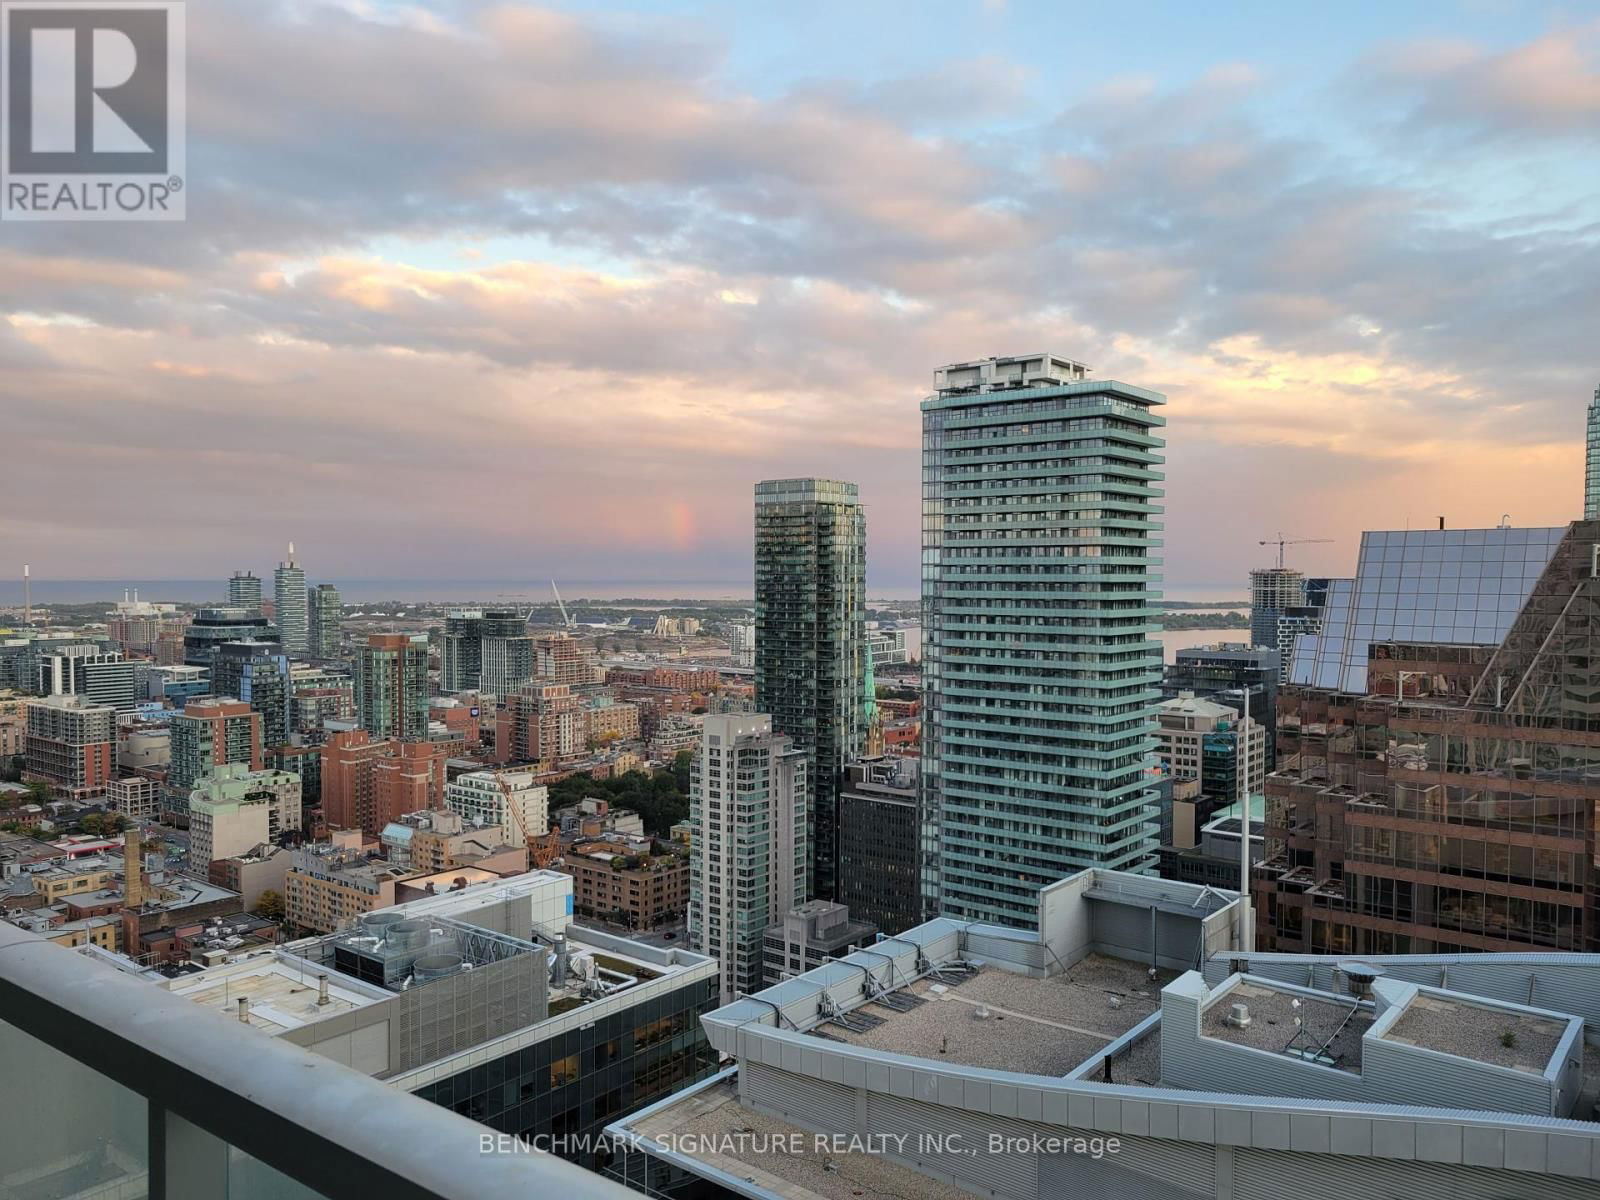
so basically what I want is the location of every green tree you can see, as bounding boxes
[254,890,286,921]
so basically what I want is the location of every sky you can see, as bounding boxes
[2,0,1598,591]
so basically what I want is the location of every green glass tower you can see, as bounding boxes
[921,355,1166,927]
[1585,384,1600,521]
[754,478,867,903]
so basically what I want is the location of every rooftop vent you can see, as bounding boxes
[1225,1002,1252,1029]
[1337,959,1386,998]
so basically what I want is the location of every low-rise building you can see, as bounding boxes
[379,807,525,876]
[558,837,689,930]
[284,834,411,934]
[208,843,293,912]
[106,776,160,822]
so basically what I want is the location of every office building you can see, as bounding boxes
[228,570,264,608]
[1261,520,1600,956]
[921,355,1165,927]
[1588,383,1600,519]
[689,714,808,1003]
[1249,567,1306,648]
[135,661,210,706]
[183,606,277,668]
[274,544,309,655]
[1288,525,1564,692]
[211,641,292,749]
[188,763,303,871]
[167,699,263,821]
[110,872,719,1176]
[1159,798,1266,890]
[1162,642,1278,764]
[754,477,866,902]
[0,921,619,1200]
[356,633,430,739]
[1270,576,1340,683]
[307,582,343,660]
[36,646,136,713]
[837,755,922,935]
[610,872,1600,1200]
[1156,693,1266,823]
[23,696,115,799]
[760,899,875,985]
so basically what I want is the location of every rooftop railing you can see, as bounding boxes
[0,921,635,1200]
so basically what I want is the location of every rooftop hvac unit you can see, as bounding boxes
[412,953,465,982]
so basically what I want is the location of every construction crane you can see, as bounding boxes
[550,580,575,629]
[1258,533,1332,570]
[495,771,563,869]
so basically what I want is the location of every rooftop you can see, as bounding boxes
[1201,980,1373,1071]
[1382,991,1568,1074]
[627,1074,981,1200]
[822,954,1171,1076]
[162,952,386,1033]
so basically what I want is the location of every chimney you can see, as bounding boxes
[237,998,250,1024]
[123,830,144,909]
[317,974,330,1007]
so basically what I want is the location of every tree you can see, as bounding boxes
[24,779,51,803]
[254,890,285,921]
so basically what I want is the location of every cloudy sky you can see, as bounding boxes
[3,0,1598,592]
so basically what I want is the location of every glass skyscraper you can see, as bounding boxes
[753,478,866,903]
[307,582,343,661]
[1586,383,1600,520]
[274,544,309,656]
[921,354,1166,927]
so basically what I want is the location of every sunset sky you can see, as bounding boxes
[3,1,1597,591]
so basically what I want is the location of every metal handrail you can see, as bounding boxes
[0,922,633,1200]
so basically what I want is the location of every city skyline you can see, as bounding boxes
[2,2,1596,589]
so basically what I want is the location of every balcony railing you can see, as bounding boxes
[0,921,634,1200]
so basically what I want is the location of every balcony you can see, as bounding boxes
[0,922,633,1200]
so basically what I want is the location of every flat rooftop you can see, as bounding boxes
[629,1076,982,1200]
[1383,993,1566,1074]
[1202,981,1372,1071]
[823,954,1173,1077]
[163,953,384,1034]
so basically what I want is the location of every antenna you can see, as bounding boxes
[22,564,30,627]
